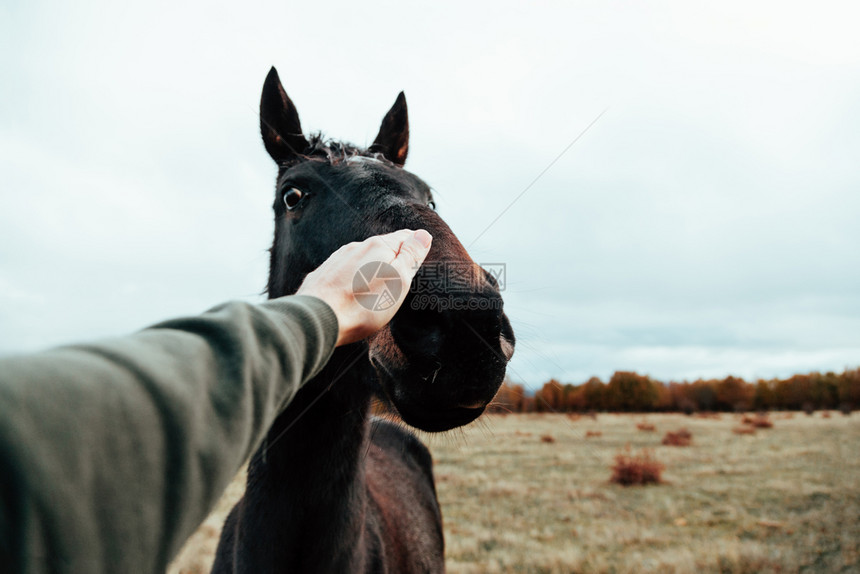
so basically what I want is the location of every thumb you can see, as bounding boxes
[391,229,432,286]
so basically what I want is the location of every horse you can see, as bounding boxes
[211,67,515,573]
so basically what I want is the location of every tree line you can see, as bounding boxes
[489,367,860,414]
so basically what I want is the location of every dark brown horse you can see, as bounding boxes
[211,67,514,573]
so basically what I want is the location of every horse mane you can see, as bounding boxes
[277,132,392,168]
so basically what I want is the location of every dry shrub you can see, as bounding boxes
[741,414,755,424]
[662,428,692,446]
[822,411,832,418]
[610,446,664,486]
[586,410,598,421]
[636,421,656,432]
[751,415,773,428]
[695,411,721,420]
[566,413,581,422]
[540,434,556,443]
[585,430,602,438]
[514,430,532,437]
[839,402,852,416]
[779,412,795,420]
[733,425,756,435]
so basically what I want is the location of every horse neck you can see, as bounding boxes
[243,345,376,570]
[250,346,373,482]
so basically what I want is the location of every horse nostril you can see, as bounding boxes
[390,310,445,364]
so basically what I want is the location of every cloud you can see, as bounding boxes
[1,0,858,386]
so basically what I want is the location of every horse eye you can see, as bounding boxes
[428,199,437,210]
[283,187,305,210]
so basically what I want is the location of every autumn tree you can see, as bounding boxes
[715,375,752,411]
[691,380,716,411]
[753,380,774,411]
[839,368,860,409]
[583,377,605,411]
[535,379,566,412]
[488,381,526,413]
[605,371,658,411]
[810,371,840,409]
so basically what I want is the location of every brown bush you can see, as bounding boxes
[566,413,581,422]
[733,426,756,435]
[695,412,721,420]
[751,415,773,428]
[741,414,755,424]
[540,434,556,443]
[585,430,602,438]
[822,411,832,418]
[636,421,656,432]
[840,402,852,416]
[662,428,693,446]
[610,446,664,486]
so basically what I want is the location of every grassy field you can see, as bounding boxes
[170,412,859,573]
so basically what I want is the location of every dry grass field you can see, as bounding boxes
[170,412,859,574]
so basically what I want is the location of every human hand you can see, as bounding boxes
[296,229,433,346]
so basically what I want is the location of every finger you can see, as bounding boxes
[369,229,417,256]
[353,230,420,265]
[390,229,432,286]
[338,230,411,256]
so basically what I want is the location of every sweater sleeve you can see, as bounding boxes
[0,295,338,574]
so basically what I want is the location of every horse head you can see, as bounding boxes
[261,67,514,432]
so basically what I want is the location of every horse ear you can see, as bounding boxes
[370,92,409,166]
[260,67,309,163]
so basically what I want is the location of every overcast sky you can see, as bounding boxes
[2,1,858,388]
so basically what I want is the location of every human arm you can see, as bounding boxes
[0,229,432,573]
[0,296,338,573]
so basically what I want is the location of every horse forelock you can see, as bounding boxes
[277,133,393,170]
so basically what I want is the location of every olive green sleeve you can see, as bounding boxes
[0,295,338,574]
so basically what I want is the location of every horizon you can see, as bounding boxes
[508,364,860,393]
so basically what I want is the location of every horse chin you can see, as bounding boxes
[370,358,499,432]
[395,403,486,433]
[367,326,510,432]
